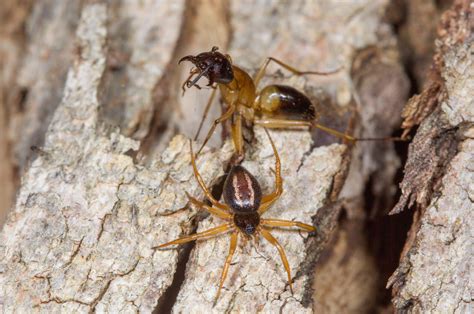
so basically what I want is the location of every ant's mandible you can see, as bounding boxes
[179,46,401,158]
[155,129,315,303]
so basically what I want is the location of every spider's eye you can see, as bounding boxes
[245,224,255,235]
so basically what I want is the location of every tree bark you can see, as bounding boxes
[388,1,473,312]
[0,0,470,313]
[0,0,33,225]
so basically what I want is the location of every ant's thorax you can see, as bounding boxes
[218,65,256,109]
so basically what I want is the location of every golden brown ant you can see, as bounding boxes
[179,46,404,158]
[156,129,315,303]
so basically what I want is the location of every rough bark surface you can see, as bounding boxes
[0,4,221,312]
[11,1,81,173]
[101,0,185,139]
[0,0,470,313]
[0,0,33,225]
[388,1,473,312]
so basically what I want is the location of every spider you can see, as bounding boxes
[156,129,316,302]
[179,46,403,158]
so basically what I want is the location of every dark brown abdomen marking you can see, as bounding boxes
[223,165,262,213]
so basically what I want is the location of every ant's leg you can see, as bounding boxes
[255,118,403,142]
[186,192,231,219]
[254,118,355,141]
[196,103,236,155]
[254,57,341,88]
[254,118,311,129]
[312,122,407,142]
[214,232,238,304]
[259,129,282,214]
[261,219,315,232]
[155,223,232,249]
[313,122,356,142]
[194,87,217,141]
[260,228,293,294]
[231,112,244,157]
[190,142,228,211]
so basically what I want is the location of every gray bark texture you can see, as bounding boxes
[0,0,471,313]
[388,1,473,312]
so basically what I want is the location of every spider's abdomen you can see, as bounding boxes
[223,165,262,213]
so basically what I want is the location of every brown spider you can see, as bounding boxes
[156,129,315,302]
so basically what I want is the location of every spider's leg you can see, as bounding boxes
[260,228,293,294]
[259,128,282,214]
[186,192,231,220]
[155,223,232,249]
[261,218,315,232]
[214,231,238,304]
[190,141,228,211]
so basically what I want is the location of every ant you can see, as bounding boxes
[179,46,404,158]
[155,129,315,303]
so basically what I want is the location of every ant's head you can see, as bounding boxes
[179,46,233,91]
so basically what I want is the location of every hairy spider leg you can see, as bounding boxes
[194,87,218,141]
[254,56,342,88]
[186,192,231,220]
[260,228,293,294]
[155,223,233,249]
[258,129,282,214]
[190,141,228,211]
[214,232,238,304]
[261,219,315,232]
[196,102,236,156]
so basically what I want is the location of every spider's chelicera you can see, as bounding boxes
[156,129,316,302]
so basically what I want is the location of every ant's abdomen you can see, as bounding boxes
[257,85,316,120]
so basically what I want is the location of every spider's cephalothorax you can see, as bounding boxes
[155,129,316,303]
